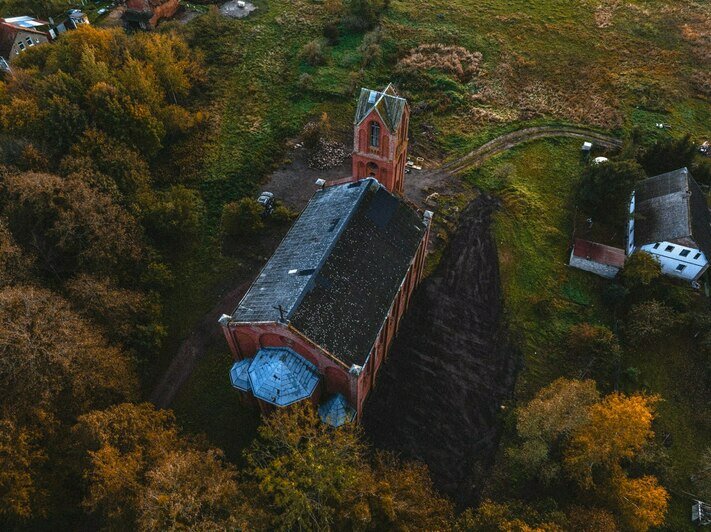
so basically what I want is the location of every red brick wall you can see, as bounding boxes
[352,105,409,195]
[353,218,430,418]
[221,321,356,404]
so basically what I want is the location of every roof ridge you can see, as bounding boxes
[286,179,375,319]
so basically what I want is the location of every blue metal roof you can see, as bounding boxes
[248,347,320,407]
[318,393,356,427]
[229,358,252,391]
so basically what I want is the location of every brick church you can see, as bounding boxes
[219,85,430,426]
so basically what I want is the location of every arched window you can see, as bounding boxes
[369,121,380,148]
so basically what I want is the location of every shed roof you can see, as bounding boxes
[248,347,320,407]
[634,168,711,258]
[232,178,427,367]
[354,85,407,132]
[318,393,356,427]
[229,358,252,391]
[572,238,625,268]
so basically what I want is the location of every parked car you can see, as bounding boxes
[97,7,108,14]
[237,0,246,7]
[257,191,275,216]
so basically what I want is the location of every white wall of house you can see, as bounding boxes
[627,193,635,255]
[639,242,708,281]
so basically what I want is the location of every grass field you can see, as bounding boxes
[465,138,710,530]
[163,0,710,525]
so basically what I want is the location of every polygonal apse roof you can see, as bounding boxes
[318,393,356,427]
[248,347,320,407]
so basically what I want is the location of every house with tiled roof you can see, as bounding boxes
[220,87,431,424]
[0,17,53,67]
[627,167,711,281]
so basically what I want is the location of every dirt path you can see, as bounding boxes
[405,125,621,205]
[150,125,620,409]
[362,195,518,506]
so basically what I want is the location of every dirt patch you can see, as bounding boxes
[362,194,519,507]
[262,147,352,210]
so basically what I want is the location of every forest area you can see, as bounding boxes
[0,0,710,529]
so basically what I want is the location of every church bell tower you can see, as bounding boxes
[352,84,409,195]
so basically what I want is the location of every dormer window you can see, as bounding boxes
[369,121,380,148]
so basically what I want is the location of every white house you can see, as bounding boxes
[627,168,711,282]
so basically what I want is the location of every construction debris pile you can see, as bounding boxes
[308,139,349,170]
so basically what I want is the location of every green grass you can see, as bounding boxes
[467,138,710,529]
[464,138,609,395]
[171,349,260,463]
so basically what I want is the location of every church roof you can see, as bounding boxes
[318,393,356,427]
[634,168,711,258]
[248,347,320,407]
[231,178,427,367]
[229,358,252,391]
[354,85,407,132]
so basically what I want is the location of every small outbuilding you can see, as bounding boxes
[569,238,626,279]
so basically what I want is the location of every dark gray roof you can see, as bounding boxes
[290,182,426,366]
[233,178,427,367]
[233,180,370,323]
[354,85,407,132]
[634,168,711,257]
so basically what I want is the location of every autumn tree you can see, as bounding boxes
[65,274,165,358]
[566,323,621,382]
[577,160,645,230]
[72,403,181,529]
[506,378,599,484]
[137,449,260,531]
[73,403,257,531]
[1,171,144,280]
[564,393,659,488]
[625,299,677,345]
[459,499,565,531]
[0,218,33,287]
[0,286,137,424]
[243,403,454,530]
[610,472,668,531]
[0,419,46,524]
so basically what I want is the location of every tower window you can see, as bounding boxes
[675,264,686,272]
[679,249,690,257]
[369,121,380,148]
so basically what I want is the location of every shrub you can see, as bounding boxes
[323,22,340,45]
[625,299,677,345]
[301,40,326,66]
[566,323,621,381]
[397,44,483,83]
[638,134,698,177]
[297,73,314,92]
[621,251,661,288]
[577,159,645,230]
[221,198,264,240]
